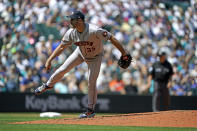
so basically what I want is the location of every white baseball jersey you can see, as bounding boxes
[61,23,112,58]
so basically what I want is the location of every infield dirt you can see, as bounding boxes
[14,110,197,127]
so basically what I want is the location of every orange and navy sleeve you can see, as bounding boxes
[96,28,112,42]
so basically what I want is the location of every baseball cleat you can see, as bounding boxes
[35,83,53,95]
[79,108,95,118]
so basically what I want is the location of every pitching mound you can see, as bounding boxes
[14,110,197,127]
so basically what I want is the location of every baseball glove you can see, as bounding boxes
[118,54,132,69]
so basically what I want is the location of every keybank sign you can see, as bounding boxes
[25,95,110,112]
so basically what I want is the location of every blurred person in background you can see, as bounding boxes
[19,68,37,92]
[54,78,68,94]
[5,64,19,92]
[147,50,173,112]
[67,73,79,94]
[109,74,126,95]
[122,71,138,95]
[79,79,88,94]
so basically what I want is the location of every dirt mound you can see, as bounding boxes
[14,110,197,127]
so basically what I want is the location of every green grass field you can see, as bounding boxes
[0,113,196,131]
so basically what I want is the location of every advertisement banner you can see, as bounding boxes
[0,93,197,113]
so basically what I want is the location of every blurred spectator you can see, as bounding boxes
[5,64,19,92]
[109,74,126,95]
[35,36,48,58]
[39,67,50,83]
[79,80,88,94]
[19,68,37,92]
[45,34,54,55]
[54,78,68,94]
[0,63,6,92]
[122,71,138,95]
[67,73,79,94]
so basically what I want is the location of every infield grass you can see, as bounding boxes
[0,113,196,131]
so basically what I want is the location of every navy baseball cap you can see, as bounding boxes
[157,50,166,57]
[68,11,85,20]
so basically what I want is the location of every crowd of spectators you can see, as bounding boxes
[0,0,197,96]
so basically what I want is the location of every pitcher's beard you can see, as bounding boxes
[71,23,76,28]
[70,21,78,28]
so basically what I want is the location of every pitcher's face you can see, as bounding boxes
[70,19,78,28]
[70,18,83,28]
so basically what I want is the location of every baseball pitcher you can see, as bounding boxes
[35,11,132,118]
